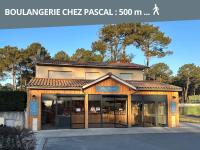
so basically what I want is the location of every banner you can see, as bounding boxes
[0,0,199,28]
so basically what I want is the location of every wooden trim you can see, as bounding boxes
[83,74,136,90]
[127,94,132,127]
[85,94,88,128]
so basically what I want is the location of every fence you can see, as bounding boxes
[188,95,200,103]
[179,103,200,116]
[0,111,25,128]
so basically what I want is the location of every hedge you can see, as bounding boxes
[0,91,27,111]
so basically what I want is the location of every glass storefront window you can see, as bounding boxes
[131,95,167,127]
[88,95,128,128]
[42,94,84,129]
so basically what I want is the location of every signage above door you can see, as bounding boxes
[96,86,119,92]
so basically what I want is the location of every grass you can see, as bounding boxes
[180,115,200,124]
[179,106,200,116]
[179,106,200,124]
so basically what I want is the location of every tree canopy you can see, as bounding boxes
[148,63,173,83]
[0,43,51,91]
[71,48,103,62]
[134,24,172,67]
[173,64,200,102]
[92,23,172,65]
[54,50,70,61]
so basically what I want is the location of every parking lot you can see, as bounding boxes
[36,123,200,150]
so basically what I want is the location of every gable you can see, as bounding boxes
[83,78,135,94]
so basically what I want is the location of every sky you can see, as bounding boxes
[0,20,200,84]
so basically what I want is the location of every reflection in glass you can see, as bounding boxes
[88,100,101,128]
[131,96,167,127]
[88,95,128,128]
[42,95,84,129]
[42,100,56,129]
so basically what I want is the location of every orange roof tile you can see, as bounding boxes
[27,78,181,91]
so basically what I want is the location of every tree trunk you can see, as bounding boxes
[145,55,150,80]
[20,66,23,91]
[121,44,126,62]
[193,88,196,95]
[146,56,150,67]
[12,64,16,91]
[184,77,190,103]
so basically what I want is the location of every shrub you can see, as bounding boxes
[0,126,36,150]
[0,91,27,111]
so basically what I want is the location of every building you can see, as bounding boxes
[26,60,181,130]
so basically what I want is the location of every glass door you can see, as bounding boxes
[56,97,71,128]
[131,101,143,126]
[143,101,156,127]
[42,99,56,129]
[115,98,128,128]
[157,101,167,126]
[102,96,115,128]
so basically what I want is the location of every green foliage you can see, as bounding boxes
[92,23,172,64]
[148,63,173,83]
[0,83,13,91]
[0,43,51,91]
[71,48,103,62]
[54,50,70,61]
[0,126,36,150]
[173,64,200,102]
[134,24,172,67]
[188,95,200,103]
[94,23,140,62]
[180,106,200,116]
[91,40,107,61]
[0,46,21,90]
[0,91,27,111]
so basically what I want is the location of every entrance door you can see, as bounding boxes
[56,97,71,128]
[114,97,128,127]
[56,96,85,129]
[143,101,156,127]
[102,96,115,127]
[131,101,142,126]
[88,95,128,128]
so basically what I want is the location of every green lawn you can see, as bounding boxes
[179,106,200,116]
[179,105,200,124]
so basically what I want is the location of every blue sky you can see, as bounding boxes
[0,20,200,84]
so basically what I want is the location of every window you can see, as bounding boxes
[48,71,72,79]
[119,73,133,80]
[85,72,100,80]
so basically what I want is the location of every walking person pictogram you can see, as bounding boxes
[153,3,159,15]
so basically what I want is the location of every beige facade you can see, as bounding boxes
[36,65,144,80]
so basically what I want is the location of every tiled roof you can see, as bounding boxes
[126,80,182,91]
[27,78,182,91]
[27,78,92,89]
[37,60,147,69]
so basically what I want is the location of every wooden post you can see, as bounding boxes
[85,94,88,128]
[128,94,132,127]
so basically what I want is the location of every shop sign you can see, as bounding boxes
[96,86,119,92]
[170,102,176,113]
[30,100,38,116]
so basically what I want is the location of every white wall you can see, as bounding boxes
[0,112,25,128]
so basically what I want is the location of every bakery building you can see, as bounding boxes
[26,60,181,130]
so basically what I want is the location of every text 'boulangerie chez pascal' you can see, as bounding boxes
[4,9,114,16]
